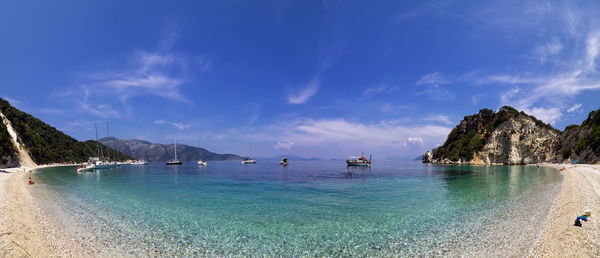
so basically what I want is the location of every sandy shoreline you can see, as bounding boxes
[2,163,600,256]
[0,165,83,257]
[531,164,600,257]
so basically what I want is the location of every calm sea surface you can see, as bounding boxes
[30,161,561,256]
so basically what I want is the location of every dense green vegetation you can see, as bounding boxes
[575,109,600,155]
[0,98,133,165]
[0,120,18,165]
[434,130,484,161]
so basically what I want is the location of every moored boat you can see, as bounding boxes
[131,160,148,165]
[242,158,256,164]
[197,141,207,166]
[280,156,288,166]
[167,138,183,165]
[346,154,372,167]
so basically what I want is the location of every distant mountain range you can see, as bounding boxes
[99,137,244,162]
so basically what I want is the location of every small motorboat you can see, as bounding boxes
[197,160,207,166]
[280,156,288,166]
[242,158,257,164]
[131,160,148,165]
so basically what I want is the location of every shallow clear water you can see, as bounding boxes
[30,161,561,256]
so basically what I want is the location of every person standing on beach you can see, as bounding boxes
[28,177,34,185]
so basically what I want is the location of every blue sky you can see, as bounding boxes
[1,0,600,159]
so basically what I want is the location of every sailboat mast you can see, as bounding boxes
[174,138,178,160]
[249,137,253,158]
[106,122,111,161]
[95,123,101,160]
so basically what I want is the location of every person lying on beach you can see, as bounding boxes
[28,177,34,185]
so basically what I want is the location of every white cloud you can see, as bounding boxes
[477,75,544,85]
[533,38,563,63]
[85,51,187,103]
[474,31,600,124]
[586,32,600,71]
[273,140,294,149]
[404,137,424,146]
[155,120,190,130]
[261,118,451,153]
[422,115,453,125]
[288,77,319,104]
[567,103,582,113]
[78,101,119,118]
[523,107,562,125]
[416,72,450,86]
[415,72,454,101]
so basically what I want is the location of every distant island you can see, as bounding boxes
[422,106,600,165]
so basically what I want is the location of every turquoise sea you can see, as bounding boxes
[30,161,561,256]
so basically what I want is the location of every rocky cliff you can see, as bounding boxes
[424,106,563,165]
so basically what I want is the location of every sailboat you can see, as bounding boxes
[167,138,183,165]
[77,123,109,172]
[197,141,207,166]
[242,138,256,164]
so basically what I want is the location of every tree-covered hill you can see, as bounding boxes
[0,97,132,167]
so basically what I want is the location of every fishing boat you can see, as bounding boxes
[167,138,183,165]
[346,154,372,167]
[280,156,288,166]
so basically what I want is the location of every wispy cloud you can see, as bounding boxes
[78,101,119,118]
[533,37,563,63]
[362,85,400,99]
[422,115,453,125]
[83,50,187,103]
[273,140,294,149]
[567,103,582,113]
[523,107,562,125]
[288,77,319,104]
[404,136,424,147]
[415,72,455,101]
[258,118,452,153]
[470,2,600,125]
[416,72,450,86]
[155,119,190,130]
